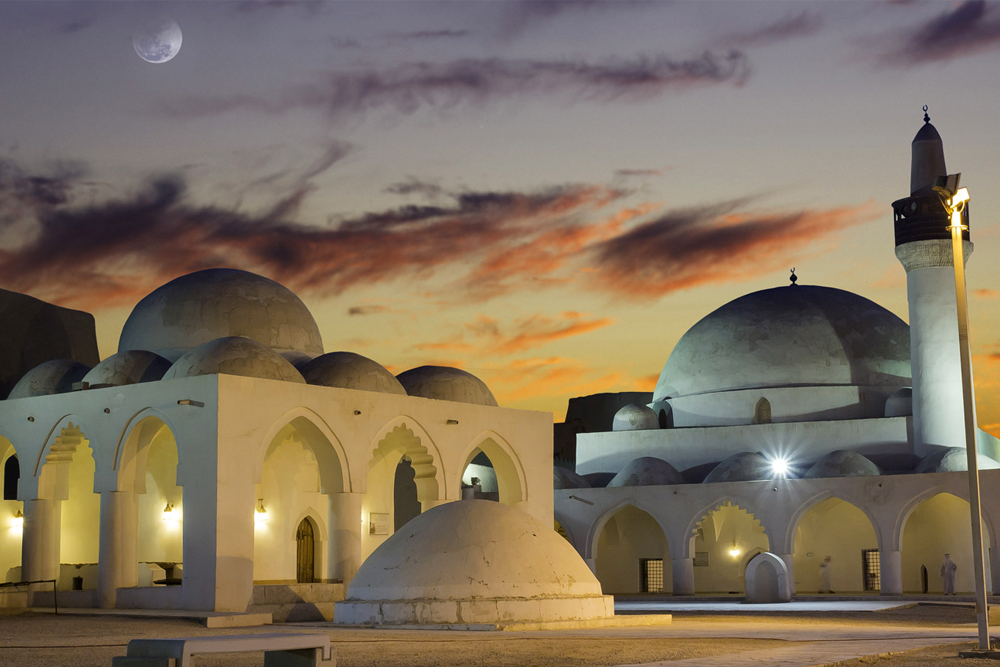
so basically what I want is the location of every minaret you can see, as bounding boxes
[892,108,973,455]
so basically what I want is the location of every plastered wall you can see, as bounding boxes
[793,498,877,593]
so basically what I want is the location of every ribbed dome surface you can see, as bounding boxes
[119,269,324,362]
[162,337,305,383]
[655,285,910,401]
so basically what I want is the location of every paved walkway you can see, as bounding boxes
[615,600,916,613]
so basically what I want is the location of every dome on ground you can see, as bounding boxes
[119,269,324,362]
[554,467,590,490]
[654,285,910,401]
[8,359,91,399]
[334,500,612,626]
[300,352,405,395]
[703,452,771,484]
[803,450,880,479]
[612,403,658,431]
[915,448,1000,474]
[162,337,305,383]
[608,457,684,487]
[82,350,171,388]
[397,366,498,407]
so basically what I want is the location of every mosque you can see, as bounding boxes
[553,116,1000,599]
[0,115,997,620]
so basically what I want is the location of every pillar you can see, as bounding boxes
[98,491,138,608]
[21,498,60,583]
[880,549,902,595]
[777,553,796,597]
[328,492,363,588]
[672,557,695,595]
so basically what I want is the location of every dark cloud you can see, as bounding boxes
[725,12,822,48]
[614,168,668,178]
[164,51,751,120]
[384,178,445,199]
[589,198,879,297]
[348,305,392,316]
[879,1,1000,66]
[385,29,470,42]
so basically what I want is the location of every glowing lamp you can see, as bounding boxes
[12,507,23,530]
[951,187,970,208]
[162,502,180,525]
[255,499,268,524]
[770,458,789,477]
[728,546,741,558]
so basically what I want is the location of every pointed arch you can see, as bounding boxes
[365,416,444,502]
[34,416,95,500]
[116,409,178,493]
[292,506,328,542]
[785,490,882,554]
[892,484,951,552]
[585,497,667,561]
[256,407,350,494]
[683,495,769,559]
[458,430,526,506]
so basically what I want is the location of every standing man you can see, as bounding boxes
[941,553,958,595]
[819,556,833,594]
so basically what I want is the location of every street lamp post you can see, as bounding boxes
[936,181,991,650]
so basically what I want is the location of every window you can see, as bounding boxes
[862,549,880,591]
[2,455,18,501]
[641,558,664,593]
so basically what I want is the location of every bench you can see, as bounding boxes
[112,632,334,667]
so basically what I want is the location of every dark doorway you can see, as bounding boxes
[3,455,18,500]
[296,518,315,583]
[394,456,420,531]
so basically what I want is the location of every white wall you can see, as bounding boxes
[60,440,100,568]
[901,492,980,594]
[793,498,877,593]
[137,426,183,565]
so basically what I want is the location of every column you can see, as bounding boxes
[777,553,796,597]
[21,498,60,583]
[672,557,695,595]
[98,491,138,608]
[328,492,363,588]
[880,549,903,595]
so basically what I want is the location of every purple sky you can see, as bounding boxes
[1,1,998,430]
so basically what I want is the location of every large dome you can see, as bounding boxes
[119,269,324,362]
[397,366,498,407]
[655,285,910,401]
[335,500,611,626]
[300,352,405,395]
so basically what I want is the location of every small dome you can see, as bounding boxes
[703,452,771,484]
[82,350,171,388]
[885,388,913,417]
[8,359,91,399]
[655,286,910,401]
[397,366,498,406]
[803,451,880,479]
[582,472,616,488]
[301,352,405,395]
[119,269,324,362]
[162,337,305,383]
[915,448,1000,474]
[612,403,658,431]
[335,500,611,626]
[608,457,684,487]
[554,467,590,490]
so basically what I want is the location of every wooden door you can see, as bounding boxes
[296,518,315,583]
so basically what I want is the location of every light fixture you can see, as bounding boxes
[12,507,23,530]
[728,543,741,558]
[770,458,789,478]
[162,502,178,524]
[255,499,268,524]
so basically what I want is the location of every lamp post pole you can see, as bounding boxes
[942,186,990,649]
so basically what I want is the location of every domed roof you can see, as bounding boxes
[82,350,171,388]
[703,452,771,484]
[553,467,590,490]
[336,500,611,626]
[300,352,405,395]
[162,337,305,383]
[118,269,324,362]
[608,457,684,487]
[8,359,90,399]
[655,285,910,401]
[915,448,1000,474]
[803,450,880,479]
[612,403,658,431]
[397,366,498,406]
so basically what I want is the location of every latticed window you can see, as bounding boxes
[862,549,881,591]
[641,558,664,593]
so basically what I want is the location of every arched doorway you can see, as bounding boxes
[793,497,877,593]
[394,457,420,531]
[595,505,669,594]
[296,518,316,583]
[901,492,991,594]
[461,450,498,502]
[692,502,768,593]
[459,436,524,508]
[133,419,184,585]
[1,439,20,583]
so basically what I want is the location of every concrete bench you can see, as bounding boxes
[112,632,334,667]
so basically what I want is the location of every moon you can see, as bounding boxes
[133,19,182,64]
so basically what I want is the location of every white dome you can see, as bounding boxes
[612,403,658,431]
[655,285,910,400]
[119,269,324,362]
[608,457,684,487]
[335,500,612,626]
[803,451,880,479]
[82,350,171,388]
[703,452,771,484]
[300,352,405,395]
[7,359,90,399]
[397,366,498,407]
[162,337,305,383]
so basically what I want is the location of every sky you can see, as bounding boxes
[1,0,999,433]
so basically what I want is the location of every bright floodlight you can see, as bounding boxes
[951,187,970,207]
[771,458,789,477]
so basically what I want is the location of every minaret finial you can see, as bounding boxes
[789,267,798,286]
[923,105,930,124]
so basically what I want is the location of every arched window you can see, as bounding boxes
[752,398,772,425]
[2,455,18,501]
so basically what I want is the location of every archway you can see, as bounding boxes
[793,497,877,593]
[296,517,317,584]
[461,450,498,502]
[459,435,525,508]
[394,457,420,531]
[901,492,991,594]
[1,438,20,583]
[595,505,670,594]
[130,418,184,586]
[691,502,768,593]
[752,397,772,425]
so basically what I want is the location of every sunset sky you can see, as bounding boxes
[1,1,998,432]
